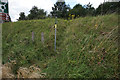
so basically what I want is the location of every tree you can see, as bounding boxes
[85,2,95,16]
[96,2,120,15]
[68,4,86,18]
[18,12,26,21]
[51,1,70,19]
[28,6,46,20]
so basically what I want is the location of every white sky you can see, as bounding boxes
[9,0,105,22]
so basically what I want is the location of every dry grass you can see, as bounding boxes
[17,65,46,78]
[2,60,46,78]
[2,61,15,78]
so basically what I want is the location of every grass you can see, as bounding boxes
[2,13,119,78]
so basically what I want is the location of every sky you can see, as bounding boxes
[9,0,105,22]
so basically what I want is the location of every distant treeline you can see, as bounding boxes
[18,2,120,21]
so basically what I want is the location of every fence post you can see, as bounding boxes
[55,24,57,51]
[32,31,34,42]
[54,16,57,51]
[41,32,44,44]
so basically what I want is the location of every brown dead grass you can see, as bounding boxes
[2,60,46,78]
[2,61,15,78]
[17,65,46,78]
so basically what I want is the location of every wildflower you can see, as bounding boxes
[95,24,98,29]
[98,62,101,64]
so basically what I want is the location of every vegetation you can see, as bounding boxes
[96,2,120,15]
[18,6,46,21]
[28,6,46,20]
[85,2,95,16]
[2,13,119,78]
[18,12,26,21]
[18,2,119,21]
[51,1,70,18]
[68,4,86,18]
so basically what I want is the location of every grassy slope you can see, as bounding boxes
[2,14,119,78]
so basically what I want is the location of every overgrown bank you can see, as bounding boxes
[2,14,119,78]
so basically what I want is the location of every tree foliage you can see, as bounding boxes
[18,6,46,21]
[85,2,95,16]
[68,4,86,18]
[28,6,46,20]
[18,12,26,21]
[67,3,95,18]
[18,2,119,21]
[51,1,70,18]
[96,2,120,15]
